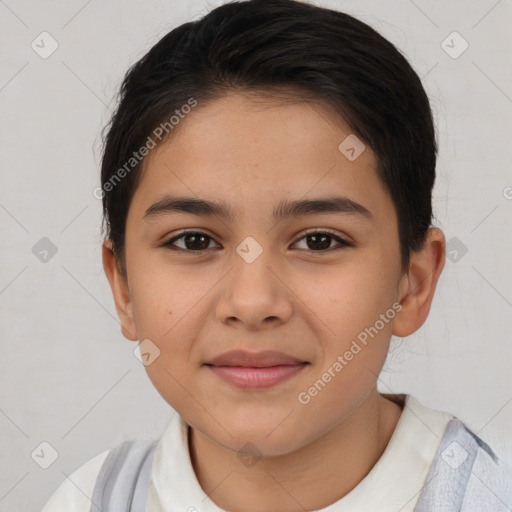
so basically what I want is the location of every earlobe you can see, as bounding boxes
[392,228,446,338]
[102,240,139,341]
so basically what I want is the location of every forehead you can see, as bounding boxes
[130,92,393,224]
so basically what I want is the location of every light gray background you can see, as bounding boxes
[1,0,511,510]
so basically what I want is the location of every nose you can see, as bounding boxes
[215,238,294,331]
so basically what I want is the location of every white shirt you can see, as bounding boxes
[40,394,454,511]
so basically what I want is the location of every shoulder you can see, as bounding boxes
[417,417,512,510]
[40,448,110,512]
[457,422,512,509]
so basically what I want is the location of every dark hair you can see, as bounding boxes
[100,0,437,277]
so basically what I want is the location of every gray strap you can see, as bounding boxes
[90,440,157,512]
[130,441,158,511]
[413,419,484,512]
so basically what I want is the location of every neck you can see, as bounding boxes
[188,390,404,512]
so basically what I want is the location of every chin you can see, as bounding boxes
[211,422,307,458]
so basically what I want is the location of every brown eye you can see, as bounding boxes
[164,231,219,252]
[293,230,353,252]
[163,229,353,254]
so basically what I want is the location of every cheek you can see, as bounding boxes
[130,284,172,340]
[128,264,210,375]
[300,259,398,376]
[298,270,396,416]
[129,269,200,405]
[128,254,196,337]
[304,259,395,328]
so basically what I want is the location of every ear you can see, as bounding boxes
[393,227,445,337]
[102,240,138,341]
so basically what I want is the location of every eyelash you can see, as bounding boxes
[162,229,354,254]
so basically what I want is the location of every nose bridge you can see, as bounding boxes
[236,235,266,266]
[232,233,277,300]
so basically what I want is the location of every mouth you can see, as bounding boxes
[204,349,309,389]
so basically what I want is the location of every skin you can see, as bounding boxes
[103,92,445,511]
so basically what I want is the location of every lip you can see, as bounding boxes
[205,349,306,367]
[204,349,309,389]
[207,363,308,389]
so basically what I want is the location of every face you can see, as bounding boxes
[110,92,410,456]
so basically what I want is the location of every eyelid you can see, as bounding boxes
[294,227,351,244]
[164,229,221,250]
[291,228,354,251]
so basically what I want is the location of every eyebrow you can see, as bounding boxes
[143,195,372,222]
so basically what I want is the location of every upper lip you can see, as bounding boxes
[205,350,306,368]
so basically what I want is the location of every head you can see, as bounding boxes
[101,0,445,456]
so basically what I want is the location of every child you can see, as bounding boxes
[41,0,512,510]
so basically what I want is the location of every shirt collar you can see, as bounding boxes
[147,394,453,512]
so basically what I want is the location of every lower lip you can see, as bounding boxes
[207,363,308,389]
